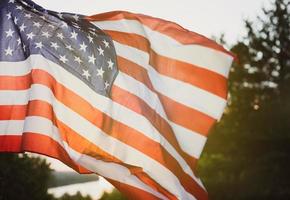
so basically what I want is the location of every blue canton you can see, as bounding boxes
[0,0,118,97]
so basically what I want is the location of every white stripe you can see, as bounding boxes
[113,41,226,120]
[114,71,167,117]
[23,116,63,145]
[65,144,169,200]
[0,84,55,105]
[92,19,233,77]
[0,90,29,105]
[114,72,207,158]
[1,117,167,200]
[0,55,210,159]
[1,81,201,177]
[0,56,201,198]
[53,98,195,200]
[0,45,226,119]
[0,60,31,76]
[0,120,24,135]
[171,123,207,159]
[148,69,226,120]
[0,55,201,179]
[2,81,202,180]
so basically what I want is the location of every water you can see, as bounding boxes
[48,177,114,200]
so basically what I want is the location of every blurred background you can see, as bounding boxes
[0,0,289,199]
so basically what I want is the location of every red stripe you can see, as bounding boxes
[106,30,227,98]
[0,105,177,199]
[55,116,177,200]
[0,74,31,90]
[111,85,198,168]
[0,60,217,136]
[0,105,27,120]
[117,56,216,135]
[0,100,54,121]
[117,56,154,91]
[0,71,206,199]
[107,178,163,200]
[0,134,90,173]
[0,135,22,152]
[32,70,208,199]
[86,11,235,59]
[159,94,216,136]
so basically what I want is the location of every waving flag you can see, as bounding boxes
[0,0,234,199]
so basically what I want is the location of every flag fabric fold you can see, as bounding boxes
[0,0,234,199]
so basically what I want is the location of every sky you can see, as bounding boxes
[33,0,271,45]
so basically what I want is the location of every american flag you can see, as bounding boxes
[0,0,234,199]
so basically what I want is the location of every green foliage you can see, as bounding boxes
[0,153,53,200]
[0,154,95,200]
[197,0,290,199]
[99,189,127,200]
[56,192,92,200]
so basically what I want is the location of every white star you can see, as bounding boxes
[6,12,11,20]
[57,13,63,19]
[61,22,68,28]
[26,32,35,40]
[41,31,50,38]
[107,59,114,69]
[88,54,96,64]
[16,5,23,10]
[59,55,68,63]
[72,14,79,21]
[96,67,105,78]
[33,22,41,28]
[48,24,55,29]
[25,13,33,19]
[103,40,109,48]
[97,46,104,56]
[50,42,59,50]
[14,17,18,24]
[19,23,27,32]
[65,45,73,51]
[90,31,97,36]
[4,46,13,56]
[82,69,91,80]
[24,13,32,19]
[35,41,43,49]
[104,81,110,89]
[80,42,87,52]
[56,33,64,40]
[87,35,93,43]
[5,29,14,38]
[8,0,15,3]
[17,38,21,45]
[72,22,80,29]
[74,56,82,64]
[21,0,28,6]
[70,31,78,40]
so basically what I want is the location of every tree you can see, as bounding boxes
[57,192,92,200]
[0,153,95,200]
[197,0,290,199]
[0,153,53,200]
[99,189,127,200]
